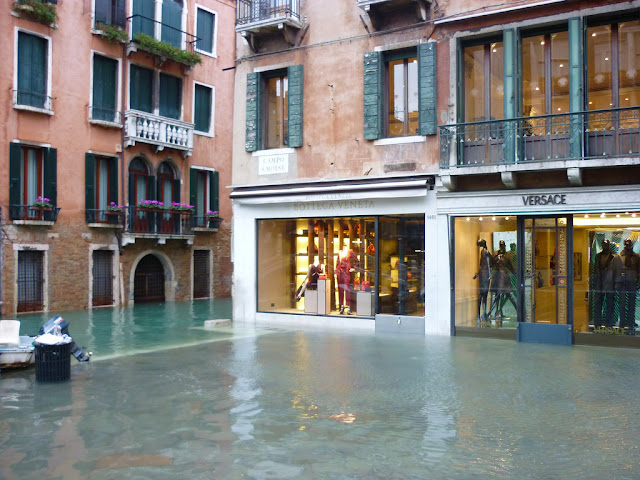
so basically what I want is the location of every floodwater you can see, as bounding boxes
[1,301,640,480]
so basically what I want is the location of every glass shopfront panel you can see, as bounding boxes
[257,215,425,317]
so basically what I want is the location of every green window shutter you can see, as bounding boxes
[9,143,21,218]
[115,0,126,28]
[17,32,47,109]
[503,29,517,163]
[159,73,181,119]
[93,55,117,122]
[85,153,96,214]
[173,179,181,203]
[130,65,153,113]
[43,148,57,207]
[210,171,219,212]
[363,51,383,140]
[148,175,156,200]
[194,84,212,133]
[128,172,135,205]
[133,0,154,37]
[418,42,437,136]
[108,157,118,204]
[287,65,304,148]
[245,72,262,152]
[569,17,584,159]
[196,9,214,54]
[162,0,182,48]
[189,168,198,207]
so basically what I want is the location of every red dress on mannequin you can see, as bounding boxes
[336,248,359,314]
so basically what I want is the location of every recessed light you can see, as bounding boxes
[605,57,609,61]
[592,33,597,37]
[505,217,510,220]
[559,64,564,67]
[584,214,589,218]
[466,217,470,221]
[601,213,606,218]
[616,214,621,218]
[633,213,637,218]
[492,216,496,221]
[479,217,483,221]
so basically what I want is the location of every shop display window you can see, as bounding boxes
[257,215,425,318]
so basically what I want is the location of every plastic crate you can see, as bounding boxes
[35,342,71,382]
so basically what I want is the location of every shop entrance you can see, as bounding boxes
[517,216,573,344]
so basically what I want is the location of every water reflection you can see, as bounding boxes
[1,307,640,479]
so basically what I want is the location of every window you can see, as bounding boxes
[128,157,152,205]
[189,168,219,226]
[15,30,51,111]
[193,250,211,298]
[265,73,288,148]
[17,250,44,313]
[157,161,179,205]
[386,52,418,137]
[129,65,183,119]
[462,40,504,123]
[93,250,114,306]
[195,6,217,56]
[194,83,214,135]
[132,0,183,47]
[95,0,126,28]
[92,54,119,122]
[85,153,118,223]
[245,65,303,151]
[9,143,57,220]
[363,43,436,140]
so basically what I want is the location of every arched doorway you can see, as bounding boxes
[134,254,165,302]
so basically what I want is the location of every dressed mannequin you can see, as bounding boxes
[488,240,516,323]
[593,239,616,328]
[336,245,359,314]
[295,258,324,301]
[613,239,640,333]
[472,239,492,326]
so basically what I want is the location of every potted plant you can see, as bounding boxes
[95,22,129,44]
[138,200,165,210]
[205,210,222,228]
[106,202,124,213]
[13,0,58,27]
[169,202,195,213]
[33,196,53,210]
[130,33,202,71]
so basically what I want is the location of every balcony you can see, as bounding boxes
[9,205,60,225]
[439,106,640,187]
[121,206,194,246]
[86,209,124,228]
[236,0,305,50]
[124,110,194,157]
[357,0,430,29]
[192,216,223,232]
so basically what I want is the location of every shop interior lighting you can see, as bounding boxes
[574,213,640,227]
[492,216,496,221]
[601,213,607,218]
[505,217,510,220]
[479,217,483,221]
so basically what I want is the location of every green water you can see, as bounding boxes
[1,301,640,479]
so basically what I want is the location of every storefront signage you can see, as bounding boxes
[522,194,567,206]
[258,155,288,175]
[293,200,376,211]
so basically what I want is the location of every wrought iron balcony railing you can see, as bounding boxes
[192,216,223,230]
[13,90,54,113]
[89,106,122,125]
[236,0,301,27]
[9,205,60,223]
[439,106,640,169]
[124,110,194,157]
[86,209,124,226]
[124,206,194,236]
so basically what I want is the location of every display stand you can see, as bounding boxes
[317,278,330,315]
[357,290,374,317]
[305,289,318,313]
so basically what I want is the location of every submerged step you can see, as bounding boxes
[204,319,232,328]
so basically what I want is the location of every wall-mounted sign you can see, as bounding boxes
[522,194,567,206]
[258,155,288,175]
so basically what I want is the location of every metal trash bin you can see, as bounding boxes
[35,342,71,382]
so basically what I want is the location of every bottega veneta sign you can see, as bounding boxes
[522,194,567,206]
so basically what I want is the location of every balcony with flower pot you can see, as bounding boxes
[193,210,223,232]
[121,201,195,246]
[236,0,307,50]
[86,203,124,228]
[10,196,60,225]
[12,0,58,28]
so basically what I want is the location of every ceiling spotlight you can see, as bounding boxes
[601,213,606,218]
[633,213,637,218]
[584,214,589,218]
[466,217,470,221]
[479,217,483,221]
[492,216,496,221]
[616,214,621,218]
[505,217,510,220]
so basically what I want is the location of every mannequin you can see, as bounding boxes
[488,240,516,323]
[472,239,492,326]
[613,239,640,333]
[336,245,358,314]
[593,239,616,328]
[295,257,324,301]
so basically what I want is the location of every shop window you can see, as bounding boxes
[454,216,518,329]
[256,215,425,318]
[245,65,303,151]
[94,0,126,28]
[194,83,214,135]
[93,250,114,306]
[85,153,119,223]
[195,6,217,56]
[189,168,219,227]
[9,143,57,221]
[15,30,52,111]
[92,54,119,123]
[363,42,436,140]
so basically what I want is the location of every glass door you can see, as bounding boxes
[518,217,573,343]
